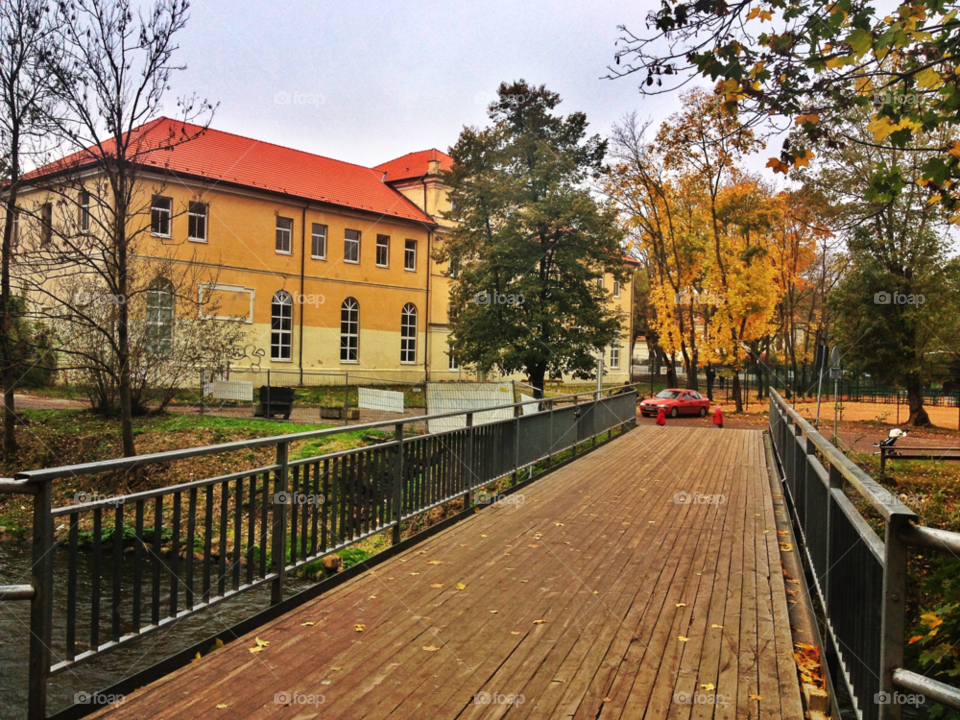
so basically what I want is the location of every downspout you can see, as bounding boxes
[299,204,307,375]
[425,229,432,382]
[421,175,431,382]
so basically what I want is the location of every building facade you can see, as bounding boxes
[16,118,635,384]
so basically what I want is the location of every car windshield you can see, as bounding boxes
[655,390,681,399]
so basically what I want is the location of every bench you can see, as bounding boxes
[878,445,960,471]
[254,386,295,419]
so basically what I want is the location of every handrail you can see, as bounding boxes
[15,384,635,483]
[2,385,639,719]
[769,389,960,719]
[771,389,915,521]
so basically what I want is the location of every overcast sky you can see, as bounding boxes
[166,0,695,168]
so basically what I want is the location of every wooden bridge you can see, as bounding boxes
[89,426,804,719]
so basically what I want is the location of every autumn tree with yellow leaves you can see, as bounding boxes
[608,90,821,410]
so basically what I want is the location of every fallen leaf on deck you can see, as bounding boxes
[427,560,443,565]
[430,583,443,589]
[422,646,440,652]
[369,596,377,600]
[533,619,547,625]
[410,572,420,576]
[216,703,229,709]
[750,694,763,701]
[701,683,715,691]
[331,666,342,671]
[456,582,466,590]
[602,697,612,702]
[676,603,686,608]
[192,651,202,662]
[528,544,540,548]
[678,636,689,642]
[489,610,499,614]
[779,542,794,552]
[301,621,315,626]
[520,580,529,583]
[510,631,521,635]
[354,624,366,632]
[712,624,723,629]
[416,551,426,554]
[481,534,488,537]
[249,637,269,654]
[555,523,564,526]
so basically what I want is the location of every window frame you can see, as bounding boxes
[275,216,293,255]
[610,343,621,370]
[344,229,361,264]
[188,201,208,243]
[613,280,621,298]
[145,280,175,356]
[448,352,460,371]
[40,202,52,244]
[151,196,172,238]
[311,223,327,260]
[79,190,91,233]
[376,234,390,268]
[400,303,417,364]
[270,290,293,362]
[340,297,360,363]
[404,239,417,271]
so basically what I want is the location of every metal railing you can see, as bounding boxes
[0,385,638,719]
[768,389,960,720]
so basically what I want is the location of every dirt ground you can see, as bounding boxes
[634,401,960,455]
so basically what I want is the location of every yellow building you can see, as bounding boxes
[17,118,634,384]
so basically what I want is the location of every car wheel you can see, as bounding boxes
[699,406,708,417]
[669,407,679,419]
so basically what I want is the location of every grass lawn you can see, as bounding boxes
[0,408,389,538]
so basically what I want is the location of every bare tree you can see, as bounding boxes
[40,0,214,456]
[0,0,61,455]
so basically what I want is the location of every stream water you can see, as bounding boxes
[0,539,315,718]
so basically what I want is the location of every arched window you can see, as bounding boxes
[400,303,417,364]
[271,291,293,360]
[145,279,174,355]
[340,297,359,363]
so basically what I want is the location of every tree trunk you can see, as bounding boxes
[905,377,931,427]
[115,206,136,457]
[1,188,18,456]
[731,372,744,413]
[527,363,546,400]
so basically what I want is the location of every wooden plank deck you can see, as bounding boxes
[91,426,804,719]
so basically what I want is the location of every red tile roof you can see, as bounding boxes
[28,117,435,225]
[373,149,454,183]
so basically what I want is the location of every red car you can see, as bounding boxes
[639,388,711,418]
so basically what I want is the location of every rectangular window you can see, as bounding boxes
[41,202,52,244]
[79,191,91,233]
[376,234,390,267]
[311,223,327,259]
[448,252,460,278]
[596,276,604,290]
[404,239,417,271]
[610,344,620,369]
[188,202,208,242]
[151,196,172,237]
[448,352,459,371]
[275,216,293,254]
[613,280,621,298]
[344,229,360,263]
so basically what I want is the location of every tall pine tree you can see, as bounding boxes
[440,81,627,397]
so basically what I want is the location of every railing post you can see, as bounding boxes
[344,372,350,427]
[28,479,53,720]
[463,413,474,508]
[392,422,404,545]
[881,446,887,474]
[546,400,554,468]
[271,442,289,605]
[513,404,521,483]
[573,396,579,458]
[880,511,911,720]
